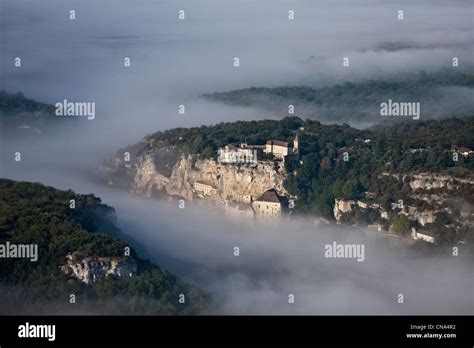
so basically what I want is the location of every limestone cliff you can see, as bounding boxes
[407,173,474,191]
[333,199,386,223]
[379,172,474,191]
[333,199,356,222]
[333,172,474,242]
[61,252,137,285]
[105,153,289,203]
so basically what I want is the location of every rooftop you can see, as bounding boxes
[266,140,289,147]
[225,144,238,151]
[415,229,436,238]
[255,189,282,203]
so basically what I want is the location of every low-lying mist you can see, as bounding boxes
[1,0,473,315]
[1,131,473,315]
[115,197,474,315]
[2,0,473,131]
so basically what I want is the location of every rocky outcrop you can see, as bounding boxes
[132,155,171,197]
[333,199,386,223]
[406,207,437,226]
[334,197,440,227]
[61,253,137,284]
[380,172,474,191]
[334,170,473,242]
[333,199,356,222]
[122,154,288,203]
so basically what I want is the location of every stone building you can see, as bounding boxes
[252,189,284,221]
[193,180,217,196]
[224,201,255,221]
[411,228,436,243]
[264,134,299,160]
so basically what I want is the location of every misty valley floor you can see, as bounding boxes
[1,138,472,315]
[1,0,473,316]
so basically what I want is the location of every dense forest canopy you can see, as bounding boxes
[0,179,210,314]
[0,91,54,114]
[284,116,474,216]
[202,71,474,123]
[107,115,473,248]
[121,115,473,177]
[0,90,74,134]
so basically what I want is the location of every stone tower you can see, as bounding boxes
[293,133,299,154]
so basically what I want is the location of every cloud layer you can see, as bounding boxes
[1,0,473,133]
[0,0,473,314]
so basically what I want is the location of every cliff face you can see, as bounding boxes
[378,172,474,191]
[333,198,439,226]
[333,199,356,222]
[107,153,289,203]
[407,173,474,190]
[61,253,137,285]
[333,199,385,223]
[333,172,474,242]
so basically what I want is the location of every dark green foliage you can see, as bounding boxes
[0,91,55,130]
[0,91,54,115]
[147,117,303,158]
[391,215,412,235]
[283,116,473,219]
[0,179,210,314]
[108,116,305,181]
[103,114,473,249]
[109,116,474,224]
[202,71,474,123]
[0,90,77,135]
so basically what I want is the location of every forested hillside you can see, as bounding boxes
[0,91,74,135]
[0,179,210,314]
[203,71,474,123]
[104,116,474,248]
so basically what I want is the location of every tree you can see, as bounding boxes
[391,214,411,235]
[201,145,215,159]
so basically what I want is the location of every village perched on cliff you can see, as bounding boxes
[102,116,474,248]
[192,134,300,222]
